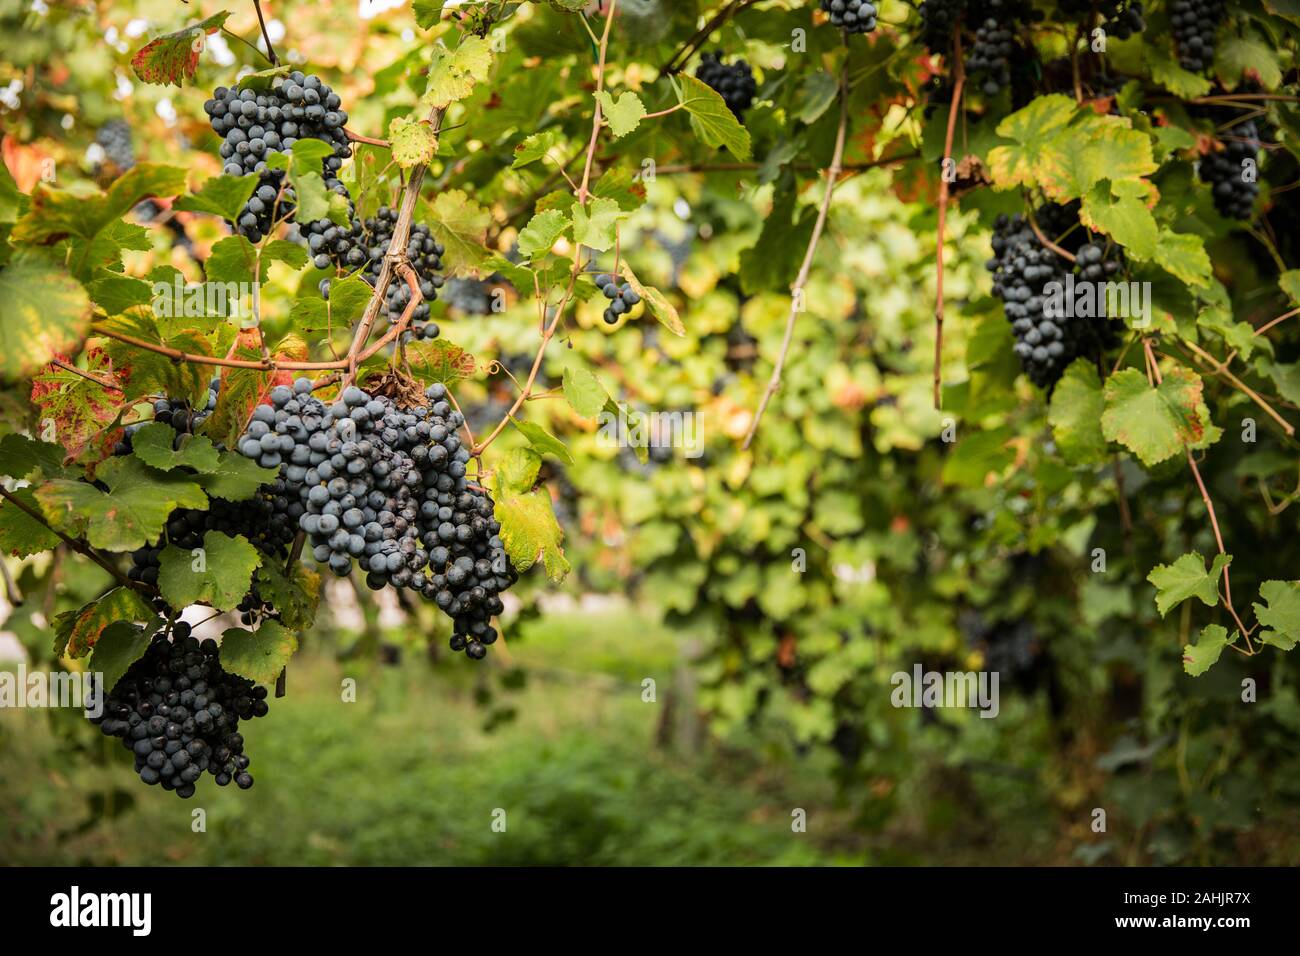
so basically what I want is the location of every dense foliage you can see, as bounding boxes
[2,0,1300,861]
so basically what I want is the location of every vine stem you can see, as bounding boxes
[654,154,920,175]
[1025,204,1077,263]
[1179,340,1295,437]
[1143,339,1255,652]
[344,129,391,149]
[658,0,759,77]
[252,0,279,66]
[342,108,445,390]
[1254,305,1300,338]
[933,29,965,410]
[473,0,620,457]
[741,56,850,451]
[49,357,124,393]
[576,0,618,205]
[0,485,148,596]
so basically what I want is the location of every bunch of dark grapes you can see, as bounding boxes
[966,16,1016,94]
[1102,1,1145,39]
[819,0,878,34]
[442,278,498,316]
[89,623,270,798]
[127,488,298,587]
[316,207,446,339]
[1055,0,1144,38]
[361,207,446,332]
[918,0,963,52]
[236,381,516,658]
[594,273,642,325]
[95,119,135,173]
[1199,119,1261,220]
[302,203,367,272]
[695,51,758,118]
[113,378,220,456]
[204,72,352,242]
[1170,0,1223,72]
[986,206,1079,390]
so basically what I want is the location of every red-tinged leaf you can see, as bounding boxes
[130,12,231,88]
[30,351,132,468]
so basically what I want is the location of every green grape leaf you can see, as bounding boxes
[1279,270,1300,306]
[1080,181,1158,259]
[421,35,494,109]
[0,487,62,557]
[193,451,280,502]
[1215,33,1282,90]
[1148,551,1232,617]
[594,90,647,139]
[0,433,79,481]
[511,417,574,465]
[89,271,154,316]
[173,173,258,221]
[1048,360,1108,465]
[675,73,752,160]
[219,620,298,686]
[403,338,476,386]
[593,167,647,213]
[254,562,321,633]
[1148,46,1214,98]
[1253,580,1300,651]
[620,261,683,335]
[1263,361,1300,406]
[986,94,1078,188]
[562,366,608,419]
[516,209,570,261]
[493,481,570,582]
[1183,624,1236,677]
[941,427,1015,488]
[0,250,91,383]
[512,129,565,169]
[35,456,208,552]
[157,531,263,612]
[496,447,541,496]
[13,164,187,244]
[88,621,160,694]
[1153,229,1212,287]
[55,587,157,658]
[424,189,491,273]
[1101,367,1206,467]
[389,116,440,169]
[130,12,231,87]
[571,196,626,252]
[130,422,221,473]
[412,0,446,29]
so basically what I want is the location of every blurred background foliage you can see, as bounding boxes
[3,0,1300,865]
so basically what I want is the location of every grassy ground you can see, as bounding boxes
[1,610,869,866]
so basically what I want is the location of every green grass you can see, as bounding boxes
[0,610,860,866]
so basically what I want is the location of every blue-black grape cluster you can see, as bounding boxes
[443,277,497,315]
[1055,0,1145,39]
[95,119,135,173]
[89,622,269,798]
[919,0,1041,94]
[1170,0,1223,72]
[203,71,352,242]
[1199,119,1261,220]
[316,206,446,340]
[819,0,878,34]
[235,380,516,659]
[695,51,758,117]
[116,377,296,585]
[113,379,220,456]
[987,204,1115,390]
[594,273,642,325]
